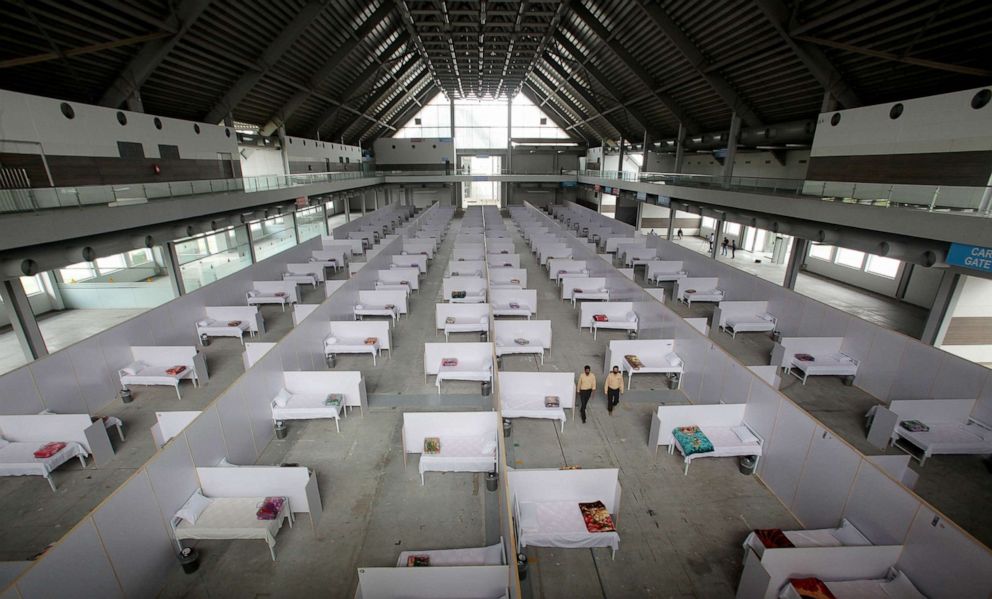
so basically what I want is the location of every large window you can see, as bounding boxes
[510,94,570,140]
[250,215,297,261]
[295,206,326,242]
[20,276,42,295]
[176,227,252,292]
[808,244,835,261]
[701,216,716,229]
[59,261,97,283]
[834,248,866,269]
[866,254,901,278]
[724,222,741,235]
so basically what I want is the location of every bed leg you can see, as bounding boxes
[421,472,425,486]
[335,418,340,433]
[684,462,689,476]
[78,455,87,468]
[117,425,126,442]
[269,544,277,561]
[46,476,58,492]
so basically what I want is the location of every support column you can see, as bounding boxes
[820,90,838,113]
[617,138,625,178]
[641,131,650,174]
[635,201,644,230]
[506,96,513,206]
[710,218,723,259]
[921,271,962,345]
[290,211,300,245]
[343,196,351,223]
[373,188,380,211]
[674,123,686,173]
[0,278,48,361]
[244,223,258,264]
[164,242,186,297]
[320,201,329,235]
[722,112,741,182]
[666,206,676,240]
[783,238,811,289]
[361,191,367,216]
[277,126,291,176]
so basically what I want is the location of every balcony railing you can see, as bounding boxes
[575,169,992,216]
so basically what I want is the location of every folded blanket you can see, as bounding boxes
[514,338,530,346]
[451,290,467,299]
[593,314,608,322]
[579,501,616,533]
[900,419,930,433]
[274,292,287,297]
[684,289,697,294]
[625,354,643,370]
[34,441,66,458]
[445,316,456,324]
[227,320,242,327]
[407,555,431,567]
[544,395,560,408]
[788,578,837,599]
[795,353,815,362]
[256,496,286,520]
[508,302,520,309]
[325,394,343,408]
[672,425,714,456]
[441,358,458,367]
[364,337,379,345]
[754,528,794,549]
[165,365,187,376]
[424,437,441,454]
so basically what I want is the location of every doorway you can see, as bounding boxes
[461,155,502,208]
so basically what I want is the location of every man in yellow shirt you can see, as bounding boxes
[604,365,624,414]
[577,365,596,423]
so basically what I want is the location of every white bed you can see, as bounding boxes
[0,439,88,491]
[434,360,493,392]
[786,352,859,385]
[323,335,382,365]
[354,303,399,325]
[515,500,619,556]
[721,312,777,338]
[893,420,992,465]
[556,269,588,285]
[375,281,411,295]
[777,569,926,599]
[172,493,293,561]
[571,288,609,307]
[670,425,762,475]
[449,289,486,304]
[742,518,871,559]
[418,435,497,485]
[621,351,683,389]
[591,312,638,340]
[282,272,318,287]
[396,541,505,567]
[271,390,346,432]
[500,394,566,430]
[442,316,489,341]
[119,362,195,399]
[494,337,545,364]
[196,318,250,345]
[492,301,532,319]
[247,290,290,310]
[679,288,725,307]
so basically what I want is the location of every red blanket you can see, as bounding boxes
[256,496,286,520]
[579,501,616,533]
[593,314,608,322]
[788,578,836,599]
[165,365,187,376]
[754,528,794,549]
[34,442,66,458]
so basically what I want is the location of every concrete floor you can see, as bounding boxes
[673,235,927,339]
[643,266,992,549]
[0,273,339,561]
[158,216,801,599]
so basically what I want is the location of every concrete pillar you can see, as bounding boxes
[617,138,625,178]
[666,206,676,240]
[783,238,811,289]
[635,201,644,230]
[0,278,48,361]
[343,196,351,223]
[674,123,686,174]
[921,270,961,345]
[289,211,300,245]
[320,201,329,235]
[164,242,186,297]
[361,191,367,216]
[277,126,291,176]
[506,96,513,205]
[641,131,650,174]
[722,112,741,181]
[710,218,723,259]
[373,188,380,211]
[244,223,259,263]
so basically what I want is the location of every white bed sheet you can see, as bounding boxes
[197,319,249,340]
[450,291,486,304]
[0,441,88,477]
[648,271,686,284]
[174,497,290,556]
[789,353,858,382]
[247,295,289,307]
[742,519,869,558]
[896,422,992,458]
[271,394,341,421]
[493,304,531,318]
[673,427,762,465]
[419,436,496,477]
[396,542,504,567]
[724,315,776,335]
[444,318,488,335]
[355,305,399,322]
[324,337,381,356]
[436,363,492,389]
[501,395,566,424]
[283,273,317,286]
[517,500,619,552]
[682,289,724,305]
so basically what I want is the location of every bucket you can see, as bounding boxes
[502,418,512,438]
[485,472,498,492]
[274,421,288,439]
[178,547,199,574]
[120,388,133,404]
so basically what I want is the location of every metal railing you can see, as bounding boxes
[574,169,992,216]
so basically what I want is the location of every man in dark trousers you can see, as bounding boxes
[577,365,596,423]
[604,365,624,414]
[731,239,737,258]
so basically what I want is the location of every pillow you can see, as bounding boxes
[832,520,870,546]
[758,312,775,322]
[481,439,497,455]
[121,361,146,376]
[176,490,212,525]
[273,388,292,408]
[518,502,539,534]
[325,336,337,345]
[626,311,637,323]
[355,304,364,310]
[197,319,211,327]
[880,571,925,599]
[247,290,259,298]
[731,425,758,445]
[665,354,682,367]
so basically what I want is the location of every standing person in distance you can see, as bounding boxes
[708,232,714,251]
[731,239,737,258]
[604,365,624,414]
[721,237,730,256]
[677,228,684,240]
[577,365,596,424]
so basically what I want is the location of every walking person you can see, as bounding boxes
[604,365,624,414]
[577,365,596,423]
[731,239,737,258]
[708,232,714,251]
[721,237,729,256]
[676,228,684,240]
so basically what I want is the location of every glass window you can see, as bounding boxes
[808,244,834,261]
[20,275,42,295]
[723,222,741,235]
[701,216,716,229]
[295,206,325,242]
[251,215,297,261]
[834,248,866,269]
[127,248,153,266]
[59,261,96,283]
[96,254,126,274]
[176,227,252,292]
[866,254,901,278]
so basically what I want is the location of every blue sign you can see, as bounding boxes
[560,180,577,188]
[947,243,992,273]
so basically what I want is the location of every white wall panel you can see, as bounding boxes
[855,329,906,400]
[64,336,119,413]
[796,300,825,337]
[719,361,753,405]
[743,383,781,444]
[183,407,227,467]
[790,427,862,528]
[840,321,876,363]
[898,506,992,599]
[887,341,937,399]
[757,401,815,508]
[15,518,122,599]
[931,352,987,399]
[145,439,199,526]
[30,351,86,414]
[972,371,992,424]
[216,390,258,465]
[91,472,175,598]
[696,345,727,403]
[0,368,43,414]
[843,463,920,545]
[817,307,853,339]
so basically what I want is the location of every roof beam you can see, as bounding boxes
[633,0,763,126]
[795,35,992,78]
[789,0,885,37]
[202,0,329,124]
[353,72,432,142]
[519,83,588,143]
[529,68,614,140]
[753,0,862,108]
[98,0,213,110]
[538,54,638,139]
[567,5,701,132]
[309,33,411,137]
[331,60,425,141]
[363,84,439,143]
[259,3,395,136]
[0,31,171,69]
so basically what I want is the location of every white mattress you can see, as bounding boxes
[725,316,776,333]
[621,354,682,375]
[396,542,504,567]
[593,320,637,331]
[791,354,858,376]
[0,441,88,477]
[675,426,762,464]
[248,295,288,305]
[375,282,411,294]
[120,367,187,388]
[683,289,723,302]
[355,305,398,318]
[437,363,492,385]
[444,319,488,334]
[574,291,609,301]
[174,497,289,550]
[518,500,619,551]
[450,292,486,304]
[324,337,380,355]
[501,395,566,422]
[419,436,496,475]
[493,304,531,317]
[283,273,317,285]
[197,319,249,338]
[271,394,341,421]
[495,339,544,357]
[896,422,992,457]
[742,519,869,558]
[648,271,685,282]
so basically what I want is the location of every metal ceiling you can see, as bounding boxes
[0,0,989,147]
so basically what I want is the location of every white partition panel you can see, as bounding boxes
[14,518,123,599]
[217,388,258,465]
[0,366,45,414]
[423,342,493,376]
[196,466,315,512]
[897,505,992,598]
[507,468,621,514]
[790,427,863,528]
[65,336,120,413]
[843,462,920,546]
[357,565,509,599]
[435,304,491,330]
[327,321,392,351]
[578,302,634,328]
[402,411,498,454]
[146,434,201,529]
[561,277,606,300]
[757,400,816,504]
[30,351,87,414]
[498,372,574,408]
[243,342,276,369]
[91,471,175,598]
[183,407,227,467]
[493,321,552,349]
